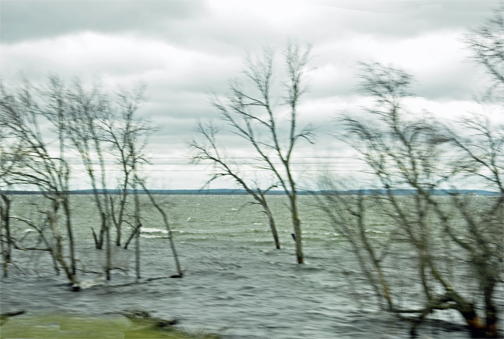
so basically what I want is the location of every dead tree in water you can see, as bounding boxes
[44,76,112,280]
[445,113,504,337]
[319,62,503,338]
[111,103,152,279]
[133,178,141,279]
[0,191,12,277]
[189,121,280,249]
[139,180,183,277]
[0,78,77,285]
[192,41,314,262]
[62,78,149,280]
[62,77,111,252]
[101,84,149,248]
[0,111,25,277]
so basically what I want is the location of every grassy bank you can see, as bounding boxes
[0,311,221,339]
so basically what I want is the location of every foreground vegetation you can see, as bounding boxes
[0,310,221,339]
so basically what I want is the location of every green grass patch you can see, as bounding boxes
[0,312,221,339]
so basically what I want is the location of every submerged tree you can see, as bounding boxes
[101,84,150,249]
[139,180,183,278]
[0,190,12,278]
[318,62,503,338]
[191,41,314,263]
[0,128,21,277]
[0,73,182,290]
[45,76,115,279]
[55,77,150,280]
[61,77,111,253]
[0,79,77,285]
[465,1,504,102]
[0,147,23,278]
[189,121,280,249]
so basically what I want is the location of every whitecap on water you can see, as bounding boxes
[141,234,166,239]
[141,227,168,234]
[73,277,104,290]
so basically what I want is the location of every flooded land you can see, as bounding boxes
[1,195,502,339]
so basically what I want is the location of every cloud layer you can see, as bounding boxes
[0,0,498,189]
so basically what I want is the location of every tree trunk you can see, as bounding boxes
[92,215,106,250]
[291,194,303,263]
[0,194,12,277]
[134,182,141,279]
[166,223,182,277]
[49,201,77,285]
[294,218,303,264]
[288,171,303,263]
[105,212,111,281]
[0,204,6,278]
[484,281,498,338]
[264,205,280,249]
[115,174,130,247]
[441,289,493,338]
[62,196,76,281]
[115,222,122,247]
[140,182,183,277]
[135,228,140,279]
[461,307,486,338]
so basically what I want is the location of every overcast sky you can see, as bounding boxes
[0,0,500,190]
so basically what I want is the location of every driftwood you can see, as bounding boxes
[0,310,25,327]
[119,308,179,331]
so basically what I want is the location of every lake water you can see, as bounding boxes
[1,194,502,338]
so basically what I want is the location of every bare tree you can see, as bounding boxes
[132,175,141,279]
[0,78,78,285]
[43,76,115,280]
[189,121,280,249]
[0,191,13,278]
[60,78,149,280]
[444,113,504,337]
[0,142,58,278]
[11,204,68,278]
[101,84,150,248]
[318,62,502,338]
[0,131,21,277]
[0,75,159,286]
[139,180,183,278]
[102,92,152,279]
[60,77,111,251]
[465,1,504,102]
[194,41,314,263]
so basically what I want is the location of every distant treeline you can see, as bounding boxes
[3,189,500,196]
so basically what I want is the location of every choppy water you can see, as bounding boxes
[1,195,502,338]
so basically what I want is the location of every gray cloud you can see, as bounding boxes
[1,0,500,188]
[316,1,498,13]
[0,0,207,43]
[307,1,497,40]
[316,0,421,13]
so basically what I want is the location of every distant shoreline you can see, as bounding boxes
[0,189,500,196]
